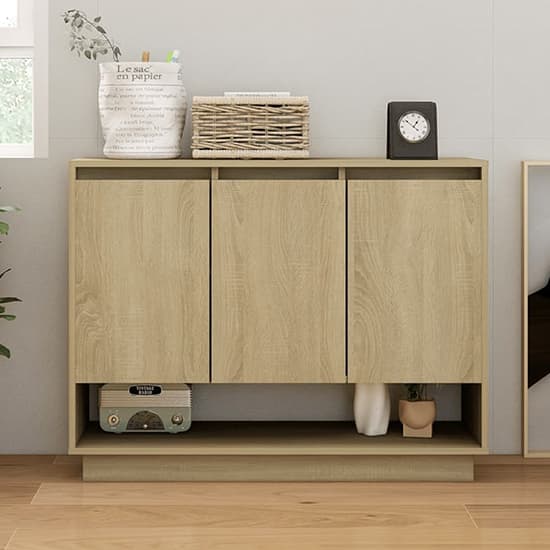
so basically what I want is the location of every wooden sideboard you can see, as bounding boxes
[69,158,488,481]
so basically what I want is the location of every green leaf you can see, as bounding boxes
[0,221,9,235]
[0,344,11,359]
[0,297,22,304]
[0,315,16,321]
[0,206,20,212]
[96,26,106,34]
[94,16,102,23]
[84,50,92,60]
[0,307,5,314]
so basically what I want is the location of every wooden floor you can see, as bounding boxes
[1,456,550,549]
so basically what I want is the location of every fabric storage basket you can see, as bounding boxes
[99,62,187,159]
[192,96,309,158]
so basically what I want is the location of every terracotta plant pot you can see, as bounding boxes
[398,399,436,438]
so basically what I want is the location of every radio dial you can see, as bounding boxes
[107,414,120,427]
[171,415,184,425]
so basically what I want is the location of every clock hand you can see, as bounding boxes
[405,120,420,133]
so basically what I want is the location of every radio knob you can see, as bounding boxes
[107,414,120,427]
[171,414,184,425]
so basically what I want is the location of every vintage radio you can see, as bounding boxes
[99,384,192,434]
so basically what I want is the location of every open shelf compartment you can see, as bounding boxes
[70,383,486,456]
[74,420,484,456]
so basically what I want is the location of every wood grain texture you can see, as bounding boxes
[82,455,473,482]
[0,484,40,505]
[8,527,550,550]
[0,462,79,483]
[349,179,486,383]
[475,455,550,465]
[9,528,550,550]
[32,475,550,506]
[72,179,209,383]
[474,464,550,482]
[212,180,345,383]
[0,503,473,530]
[4,456,550,549]
[73,422,484,456]
[467,504,550,528]
[72,158,488,169]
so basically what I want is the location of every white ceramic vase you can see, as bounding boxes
[354,383,391,436]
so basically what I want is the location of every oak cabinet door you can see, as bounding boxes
[349,180,485,383]
[73,180,209,383]
[213,180,346,383]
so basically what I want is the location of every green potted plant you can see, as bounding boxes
[398,384,436,438]
[0,202,21,358]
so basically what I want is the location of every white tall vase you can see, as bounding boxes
[354,383,391,436]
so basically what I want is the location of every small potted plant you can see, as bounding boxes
[0,201,21,359]
[398,384,436,438]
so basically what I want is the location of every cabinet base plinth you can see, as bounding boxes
[82,455,474,482]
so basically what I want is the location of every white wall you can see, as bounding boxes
[0,0,544,453]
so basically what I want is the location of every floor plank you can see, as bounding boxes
[475,465,550,483]
[7,527,550,549]
[53,456,81,465]
[0,463,80,483]
[0,484,40,505]
[475,456,550,465]
[0,456,54,466]
[32,479,550,506]
[1,458,550,548]
[0,504,474,530]
[467,504,550,528]
[0,531,15,550]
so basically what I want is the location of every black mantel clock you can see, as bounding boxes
[387,101,438,160]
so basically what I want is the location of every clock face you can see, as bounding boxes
[398,111,431,143]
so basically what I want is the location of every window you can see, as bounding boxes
[0,0,48,158]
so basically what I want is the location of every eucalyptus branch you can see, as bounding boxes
[62,9,122,62]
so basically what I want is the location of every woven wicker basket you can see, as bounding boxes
[192,96,309,158]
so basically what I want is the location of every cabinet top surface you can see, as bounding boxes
[71,157,487,169]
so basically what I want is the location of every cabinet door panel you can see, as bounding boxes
[74,180,209,383]
[349,180,485,383]
[213,180,345,383]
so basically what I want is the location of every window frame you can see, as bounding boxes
[0,0,33,46]
[0,0,48,158]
